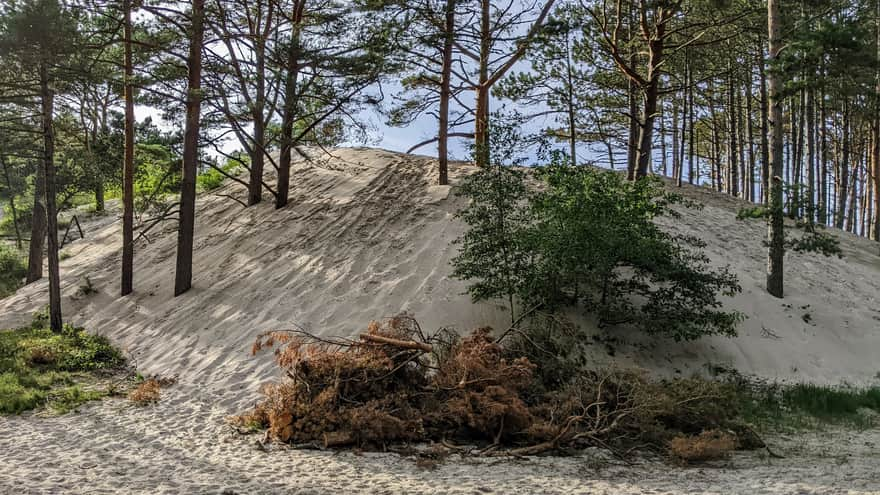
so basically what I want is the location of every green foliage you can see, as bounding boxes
[453,150,743,341]
[197,158,242,192]
[0,324,124,414]
[0,243,26,298]
[781,384,880,422]
[736,206,768,220]
[785,229,843,258]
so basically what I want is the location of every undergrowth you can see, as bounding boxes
[0,322,125,414]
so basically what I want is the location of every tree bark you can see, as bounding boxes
[766,0,785,298]
[438,0,455,184]
[473,0,491,167]
[1,156,22,250]
[277,0,305,208]
[758,42,770,205]
[122,0,135,296]
[174,0,205,297]
[39,61,62,331]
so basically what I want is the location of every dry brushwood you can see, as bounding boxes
[669,429,737,464]
[129,379,162,405]
[238,315,766,457]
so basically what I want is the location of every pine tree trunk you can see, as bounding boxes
[634,22,666,180]
[174,0,205,297]
[39,62,62,332]
[728,58,739,198]
[758,43,770,205]
[746,71,757,203]
[277,1,305,208]
[819,82,828,225]
[766,0,785,298]
[122,0,135,296]
[26,153,47,283]
[474,0,491,167]
[438,0,455,184]
[1,156,23,250]
[806,88,816,225]
[836,103,850,229]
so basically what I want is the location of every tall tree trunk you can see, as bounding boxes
[766,0,785,298]
[277,0,305,208]
[728,57,739,197]
[634,19,666,180]
[121,0,135,296]
[746,69,757,203]
[26,160,47,283]
[758,42,770,204]
[39,62,62,332]
[1,156,22,250]
[819,81,828,225]
[174,0,205,297]
[836,103,850,229]
[248,32,268,206]
[672,91,680,183]
[806,88,815,225]
[437,0,455,184]
[687,53,695,185]
[474,0,491,167]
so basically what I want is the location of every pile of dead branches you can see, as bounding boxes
[236,314,759,457]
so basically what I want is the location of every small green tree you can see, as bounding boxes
[453,145,743,341]
[451,119,534,322]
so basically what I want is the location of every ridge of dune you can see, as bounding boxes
[1,147,879,410]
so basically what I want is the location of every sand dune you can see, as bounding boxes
[2,147,878,403]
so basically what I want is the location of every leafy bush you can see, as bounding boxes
[452,155,743,341]
[0,244,26,298]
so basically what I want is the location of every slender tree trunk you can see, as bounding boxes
[746,70,757,203]
[121,0,135,296]
[437,0,455,184]
[766,0,785,298]
[836,103,850,229]
[39,62,62,332]
[26,160,47,283]
[660,104,667,176]
[174,0,205,297]
[474,0,491,167]
[634,19,666,180]
[277,1,305,208]
[728,58,739,197]
[248,33,268,206]
[819,82,828,224]
[687,52,694,185]
[759,42,770,205]
[672,93,680,183]
[806,88,815,225]
[1,156,22,250]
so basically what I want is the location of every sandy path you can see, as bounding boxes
[1,386,878,494]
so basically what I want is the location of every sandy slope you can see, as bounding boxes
[1,147,878,401]
[1,147,880,494]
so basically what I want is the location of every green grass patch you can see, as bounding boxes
[0,324,125,414]
[731,380,880,431]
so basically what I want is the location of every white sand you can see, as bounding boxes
[1,387,878,494]
[1,147,879,493]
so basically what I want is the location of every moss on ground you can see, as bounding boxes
[0,324,126,415]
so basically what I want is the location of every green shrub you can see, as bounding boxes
[0,244,26,298]
[453,153,743,341]
[197,159,241,192]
